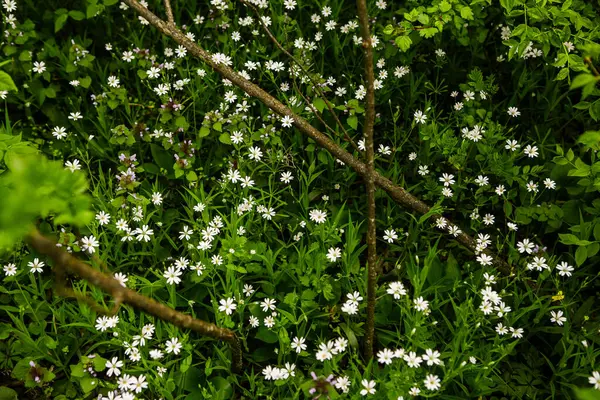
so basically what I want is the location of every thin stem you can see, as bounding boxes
[26,229,242,372]
[120,0,512,276]
[356,0,377,362]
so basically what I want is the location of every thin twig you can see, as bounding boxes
[26,229,243,373]
[163,0,174,26]
[241,0,360,153]
[120,0,512,276]
[291,79,346,144]
[356,0,378,362]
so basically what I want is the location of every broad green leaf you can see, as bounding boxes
[347,115,358,130]
[0,71,17,92]
[395,35,412,52]
[54,14,68,32]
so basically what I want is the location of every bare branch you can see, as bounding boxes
[164,0,174,26]
[356,0,378,361]
[120,0,512,276]
[26,229,243,372]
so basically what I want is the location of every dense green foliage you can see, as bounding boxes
[1,0,600,399]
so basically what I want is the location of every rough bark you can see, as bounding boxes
[356,0,378,361]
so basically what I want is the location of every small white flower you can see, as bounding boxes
[218,297,237,315]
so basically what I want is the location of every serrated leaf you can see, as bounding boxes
[460,6,474,20]
[395,35,412,52]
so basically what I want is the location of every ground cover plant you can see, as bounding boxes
[1,0,600,398]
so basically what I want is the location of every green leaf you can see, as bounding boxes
[150,144,173,172]
[347,115,358,130]
[79,76,92,89]
[555,68,569,81]
[213,122,222,132]
[0,387,18,400]
[218,133,231,144]
[54,14,68,33]
[0,71,17,92]
[198,126,211,138]
[68,10,86,20]
[571,73,598,90]
[313,97,326,113]
[175,115,189,130]
[460,6,474,20]
[255,326,278,343]
[439,0,451,12]
[575,245,587,266]
[558,233,592,246]
[578,131,600,150]
[395,35,412,52]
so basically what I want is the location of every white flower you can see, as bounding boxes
[280,171,294,183]
[589,371,600,390]
[133,225,153,242]
[107,76,120,88]
[260,298,277,312]
[377,348,394,365]
[418,165,429,176]
[3,263,17,277]
[556,261,574,277]
[517,238,535,254]
[550,310,566,326]
[291,336,306,353]
[383,229,398,243]
[96,211,111,225]
[326,247,342,262]
[439,173,455,186]
[507,107,520,117]
[281,115,294,127]
[505,139,520,151]
[404,351,422,368]
[543,178,556,189]
[309,209,327,224]
[165,337,182,354]
[335,375,351,393]
[413,296,429,312]
[218,297,237,315]
[423,349,441,366]
[80,235,99,254]
[360,379,376,396]
[249,316,260,328]
[28,258,44,273]
[105,357,123,377]
[423,374,441,391]
[414,110,427,124]
[151,192,163,205]
[387,281,407,298]
[163,266,182,285]
[523,144,539,158]
[52,126,68,140]
[32,61,46,74]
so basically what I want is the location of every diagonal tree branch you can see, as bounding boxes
[121,0,512,276]
[356,0,378,362]
[26,229,243,373]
